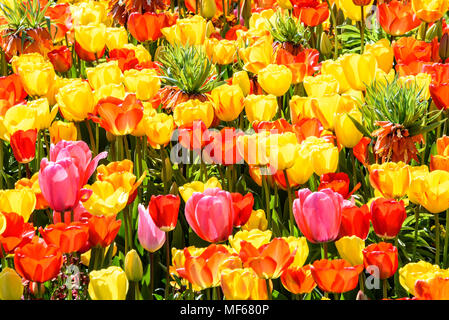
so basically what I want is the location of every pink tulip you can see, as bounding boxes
[50,140,107,185]
[185,188,235,243]
[293,188,344,243]
[39,158,92,212]
[137,204,166,253]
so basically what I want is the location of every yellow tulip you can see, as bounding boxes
[285,143,314,185]
[289,96,315,124]
[244,94,278,123]
[2,105,37,139]
[131,105,158,137]
[277,0,292,9]
[236,131,271,167]
[238,36,274,74]
[122,44,152,64]
[284,236,309,268]
[364,39,394,73]
[249,9,275,30]
[94,83,126,104]
[82,181,130,216]
[0,268,23,300]
[335,107,364,148]
[258,64,292,97]
[105,27,128,51]
[88,266,129,300]
[124,249,143,282]
[86,60,123,91]
[399,261,445,295]
[320,59,351,93]
[205,38,237,65]
[123,68,160,101]
[49,121,78,144]
[178,177,222,202]
[309,94,342,130]
[209,84,245,122]
[265,132,299,171]
[306,137,339,176]
[399,73,431,101]
[232,70,251,97]
[161,15,207,46]
[337,0,374,21]
[56,80,95,122]
[411,0,449,23]
[16,61,55,97]
[220,268,267,300]
[11,53,46,74]
[229,229,272,253]
[340,53,377,91]
[408,170,449,213]
[303,74,340,97]
[70,0,110,26]
[173,99,215,128]
[144,113,175,147]
[369,162,411,199]
[0,189,36,222]
[27,98,58,131]
[335,236,365,266]
[75,23,107,54]
[242,209,268,231]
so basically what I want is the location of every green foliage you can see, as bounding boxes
[267,11,311,47]
[157,43,225,94]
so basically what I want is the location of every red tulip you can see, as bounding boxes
[87,214,122,248]
[338,201,370,240]
[231,192,254,227]
[47,46,72,73]
[423,63,449,110]
[14,239,63,283]
[0,74,27,116]
[362,242,398,280]
[293,118,323,143]
[318,172,350,198]
[127,12,167,42]
[310,259,363,293]
[204,127,244,165]
[39,222,89,254]
[370,198,406,240]
[10,129,37,164]
[107,48,140,72]
[353,137,371,165]
[275,48,321,84]
[178,120,210,151]
[378,0,421,36]
[0,212,34,257]
[292,0,329,27]
[148,194,181,232]
[74,41,105,62]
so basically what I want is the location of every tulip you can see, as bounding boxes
[285,236,309,268]
[0,268,23,300]
[27,98,58,131]
[293,188,344,243]
[408,170,449,214]
[281,265,316,295]
[148,194,181,232]
[318,172,350,199]
[337,0,374,21]
[276,48,321,85]
[144,113,175,147]
[185,188,235,243]
[39,222,89,254]
[86,61,123,91]
[309,139,339,176]
[173,99,215,128]
[258,64,292,97]
[0,212,34,256]
[10,129,37,164]
[204,127,244,165]
[335,236,365,266]
[137,204,166,252]
[369,161,410,199]
[105,27,128,51]
[293,1,329,27]
[310,259,363,293]
[414,276,449,300]
[399,261,444,295]
[265,132,299,171]
[338,201,370,240]
[0,189,36,223]
[320,59,351,93]
[88,214,121,248]
[221,268,267,300]
[236,132,271,167]
[239,36,274,74]
[93,82,127,105]
[231,192,254,227]
[161,15,207,46]
[209,84,244,122]
[378,0,421,36]
[124,249,143,282]
[303,75,340,97]
[239,238,294,279]
[83,181,130,217]
[177,244,231,290]
[364,39,394,73]
[123,68,160,101]
[229,229,272,253]
[1,104,37,139]
[178,120,210,151]
[362,242,398,280]
[370,198,407,240]
[411,0,448,23]
[14,240,63,283]
[49,121,77,144]
[178,177,222,202]
[205,38,237,65]
[393,37,432,65]
[15,173,48,210]
[88,266,129,300]
[232,71,251,96]
[340,53,377,91]
[242,210,268,231]
[75,23,107,55]
[127,12,167,42]
[285,143,314,185]
[56,80,95,122]
[244,94,278,124]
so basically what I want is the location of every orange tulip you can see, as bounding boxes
[281,264,317,294]
[310,259,363,293]
[87,214,122,248]
[89,94,144,136]
[378,0,421,36]
[275,48,320,84]
[0,212,35,257]
[239,238,295,279]
[414,276,449,300]
[430,136,449,171]
[39,222,89,254]
[292,0,330,27]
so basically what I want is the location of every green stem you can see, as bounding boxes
[322,242,328,260]
[160,147,168,194]
[262,172,271,228]
[413,206,420,261]
[165,232,170,299]
[436,212,441,266]
[444,209,449,268]
[149,252,154,300]
[283,170,295,236]
[382,279,388,299]
[85,120,96,156]
[266,279,272,300]
[359,6,365,54]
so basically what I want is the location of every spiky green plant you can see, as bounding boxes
[267,11,311,47]
[157,43,224,95]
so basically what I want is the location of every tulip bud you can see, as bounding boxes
[319,32,332,57]
[0,268,23,300]
[201,0,217,19]
[425,23,439,42]
[124,249,143,282]
[439,33,449,63]
[336,7,345,26]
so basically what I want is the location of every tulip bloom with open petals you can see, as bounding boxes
[408,170,449,214]
[411,0,449,23]
[14,240,63,283]
[0,212,34,257]
[370,198,407,240]
[221,267,268,300]
[239,238,295,279]
[292,0,329,27]
[378,0,421,36]
[362,242,398,280]
[310,259,363,293]
[414,276,449,300]
[127,12,167,42]
[0,189,36,223]
[281,264,316,295]
[369,161,410,199]
[137,204,166,253]
[88,214,121,248]
[293,188,344,243]
[148,194,181,232]
[39,222,89,254]
[185,188,235,243]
